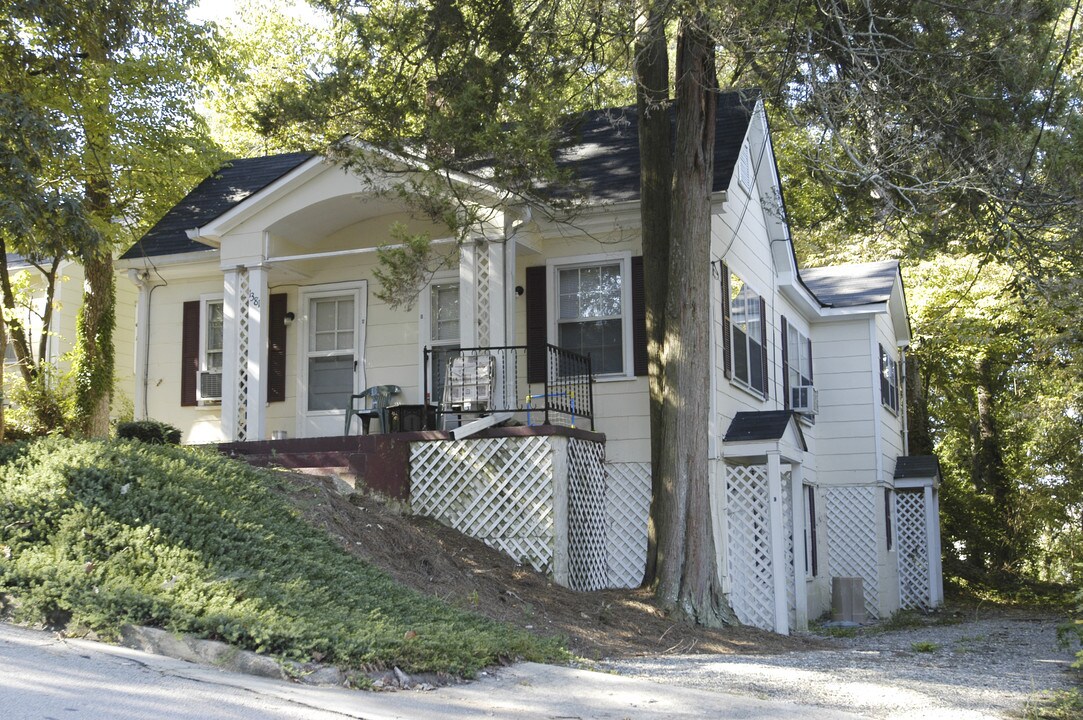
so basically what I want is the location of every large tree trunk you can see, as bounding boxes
[972,354,1016,572]
[73,36,116,438]
[905,351,933,456]
[75,248,115,437]
[654,15,734,626]
[635,0,672,588]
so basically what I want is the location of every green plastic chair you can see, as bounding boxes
[345,385,402,435]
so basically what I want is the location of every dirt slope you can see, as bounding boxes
[274,471,817,660]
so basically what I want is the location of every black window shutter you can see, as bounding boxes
[808,486,819,576]
[631,256,647,376]
[720,263,732,379]
[780,316,790,409]
[759,295,769,398]
[879,343,888,402]
[267,293,287,403]
[181,301,200,407]
[526,265,547,384]
[807,336,814,384]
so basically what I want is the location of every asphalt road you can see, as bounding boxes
[0,622,863,720]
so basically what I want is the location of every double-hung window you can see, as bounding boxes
[426,279,460,403]
[879,343,900,413]
[783,319,814,413]
[554,259,627,376]
[198,296,224,402]
[723,269,768,397]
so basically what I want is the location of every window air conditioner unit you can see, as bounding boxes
[791,385,818,415]
[198,371,223,403]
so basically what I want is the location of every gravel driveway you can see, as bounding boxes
[601,609,1081,719]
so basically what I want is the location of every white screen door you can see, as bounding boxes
[299,282,366,437]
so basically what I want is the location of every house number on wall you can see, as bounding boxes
[247,291,260,308]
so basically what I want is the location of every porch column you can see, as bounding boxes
[245,264,269,441]
[129,271,152,420]
[766,451,789,634]
[925,485,942,606]
[789,463,808,632]
[459,243,478,347]
[487,240,507,409]
[221,267,241,441]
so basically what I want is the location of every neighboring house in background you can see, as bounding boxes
[117,89,943,634]
[1,254,136,419]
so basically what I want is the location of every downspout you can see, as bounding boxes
[127,269,153,420]
[900,345,909,456]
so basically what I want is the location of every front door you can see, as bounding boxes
[299,282,366,437]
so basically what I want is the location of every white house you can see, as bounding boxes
[117,89,943,633]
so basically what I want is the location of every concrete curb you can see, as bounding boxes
[118,625,347,686]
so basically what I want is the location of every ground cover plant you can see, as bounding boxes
[0,438,562,675]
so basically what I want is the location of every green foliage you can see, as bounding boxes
[4,371,77,439]
[0,439,563,674]
[372,223,453,310]
[1022,689,1083,720]
[910,641,940,653]
[1061,579,1083,670]
[115,421,181,445]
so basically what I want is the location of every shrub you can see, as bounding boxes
[4,370,76,438]
[0,438,562,675]
[115,420,181,445]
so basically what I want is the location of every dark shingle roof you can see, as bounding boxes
[800,260,900,308]
[120,151,315,260]
[545,89,760,203]
[123,90,761,259]
[894,455,941,479]
[724,410,799,443]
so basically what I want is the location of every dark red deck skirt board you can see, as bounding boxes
[217,426,606,501]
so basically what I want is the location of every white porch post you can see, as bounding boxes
[245,264,269,441]
[221,267,240,441]
[925,485,943,606]
[789,463,808,631]
[487,240,507,409]
[459,243,478,348]
[767,451,789,634]
[130,273,151,420]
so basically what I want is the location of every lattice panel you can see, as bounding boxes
[475,247,490,347]
[824,486,881,619]
[235,268,251,442]
[604,462,650,589]
[897,489,930,610]
[725,464,776,631]
[411,437,556,571]
[567,439,608,591]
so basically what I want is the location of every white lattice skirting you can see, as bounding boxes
[897,489,931,610]
[410,435,620,590]
[824,485,881,619]
[604,462,650,589]
[725,464,778,632]
[411,437,556,572]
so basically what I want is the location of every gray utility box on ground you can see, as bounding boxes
[831,577,866,623]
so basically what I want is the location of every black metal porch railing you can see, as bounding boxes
[423,344,594,431]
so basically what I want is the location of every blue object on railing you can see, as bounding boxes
[525,390,576,428]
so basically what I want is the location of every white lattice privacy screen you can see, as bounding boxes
[410,435,614,590]
[604,462,651,589]
[567,439,609,591]
[824,485,881,619]
[897,489,931,610]
[411,437,556,572]
[725,464,778,631]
